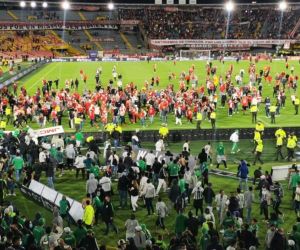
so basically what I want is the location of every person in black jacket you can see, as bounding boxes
[102,196,118,235]
[270,228,288,250]
[203,182,215,209]
[186,211,200,239]
[79,229,99,250]
[118,173,129,209]
[46,155,56,189]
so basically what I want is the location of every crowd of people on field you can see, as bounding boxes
[0,127,300,249]
[0,58,298,133]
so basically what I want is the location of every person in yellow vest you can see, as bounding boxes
[0,121,6,130]
[104,123,115,135]
[74,115,82,131]
[196,112,203,129]
[252,129,261,153]
[294,96,300,115]
[275,134,284,161]
[275,127,286,140]
[159,124,169,139]
[287,133,297,161]
[253,139,263,165]
[82,199,95,228]
[269,104,276,124]
[250,105,258,123]
[210,111,216,129]
[5,107,11,124]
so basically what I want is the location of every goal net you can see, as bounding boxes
[179,50,211,61]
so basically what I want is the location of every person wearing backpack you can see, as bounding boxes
[192,181,204,216]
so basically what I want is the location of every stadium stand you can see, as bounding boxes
[0,4,298,56]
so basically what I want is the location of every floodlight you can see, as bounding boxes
[42,2,48,8]
[20,1,26,8]
[225,1,234,12]
[62,0,70,10]
[30,1,36,8]
[279,1,287,11]
[108,2,114,10]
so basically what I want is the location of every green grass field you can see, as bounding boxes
[0,61,33,83]
[8,139,300,249]
[9,59,300,132]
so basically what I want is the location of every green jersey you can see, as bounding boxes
[168,163,179,177]
[175,214,187,234]
[291,173,300,188]
[75,132,84,143]
[216,145,225,156]
[138,160,147,172]
[93,196,103,209]
[33,226,45,245]
[59,199,70,216]
[12,156,24,170]
[73,226,87,246]
[178,179,186,194]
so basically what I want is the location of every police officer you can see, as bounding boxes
[294,96,299,115]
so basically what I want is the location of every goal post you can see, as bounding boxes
[179,49,211,61]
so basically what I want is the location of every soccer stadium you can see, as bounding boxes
[0,0,300,249]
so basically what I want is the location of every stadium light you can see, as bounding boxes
[42,2,48,8]
[278,1,287,11]
[61,0,70,10]
[30,1,36,8]
[20,1,26,8]
[225,1,235,12]
[107,2,114,10]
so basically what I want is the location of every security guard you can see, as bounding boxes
[159,124,169,139]
[253,139,264,165]
[104,123,115,135]
[196,112,203,129]
[210,111,216,129]
[250,105,258,123]
[275,127,286,140]
[295,96,300,115]
[269,104,276,124]
[275,134,284,161]
[287,133,297,161]
[253,129,261,153]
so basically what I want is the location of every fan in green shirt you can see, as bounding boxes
[90,165,100,178]
[168,161,180,177]
[175,213,187,235]
[75,132,84,144]
[73,220,87,247]
[93,196,103,209]
[33,219,45,245]
[12,156,24,170]
[138,158,147,172]
[59,196,71,216]
[178,177,186,194]
[216,142,225,156]
[49,147,58,159]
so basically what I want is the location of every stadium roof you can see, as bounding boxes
[2,0,300,5]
